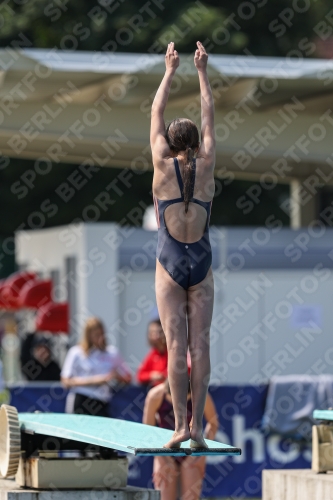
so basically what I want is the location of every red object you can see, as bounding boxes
[137,348,168,385]
[35,302,69,333]
[0,271,36,310]
[19,279,52,308]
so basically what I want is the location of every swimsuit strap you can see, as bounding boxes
[173,158,184,198]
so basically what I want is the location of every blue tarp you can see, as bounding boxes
[9,384,311,497]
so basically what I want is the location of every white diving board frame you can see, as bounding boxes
[312,409,333,473]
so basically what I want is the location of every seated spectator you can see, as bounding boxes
[61,317,131,417]
[21,332,61,381]
[137,319,167,386]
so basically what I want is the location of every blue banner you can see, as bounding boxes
[9,384,311,497]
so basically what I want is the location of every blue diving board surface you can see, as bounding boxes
[19,413,241,457]
[313,409,333,421]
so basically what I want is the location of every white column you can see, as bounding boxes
[289,179,318,229]
[82,223,120,346]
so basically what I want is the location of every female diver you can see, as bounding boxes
[151,41,215,448]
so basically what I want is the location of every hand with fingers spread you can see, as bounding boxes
[194,40,208,72]
[165,41,179,73]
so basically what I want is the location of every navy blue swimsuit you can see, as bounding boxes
[154,157,212,290]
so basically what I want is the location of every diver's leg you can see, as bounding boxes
[155,259,190,447]
[187,267,214,447]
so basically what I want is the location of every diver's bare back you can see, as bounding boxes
[153,155,215,244]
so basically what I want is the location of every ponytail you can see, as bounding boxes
[183,147,195,213]
[165,119,199,212]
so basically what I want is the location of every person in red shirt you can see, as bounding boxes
[137,319,168,386]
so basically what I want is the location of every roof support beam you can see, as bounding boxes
[289,178,319,229]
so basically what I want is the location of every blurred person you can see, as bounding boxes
[151,41,215,447]
[21,332,61,381]
[137,319,167,386]
[143,378,218,500]
[61,317,131,417]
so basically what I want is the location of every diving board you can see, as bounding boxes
[312,408,333,473]
[18,412,241,457]
[313,409,333,421]
[0,405,241,489]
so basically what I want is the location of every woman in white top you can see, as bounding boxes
[61,317,131,417]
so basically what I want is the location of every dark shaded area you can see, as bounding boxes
[21,430,117,459]
[0,237,15,279]
[0,0,329,57]
[320,186,333,224]
[0,157,290,277]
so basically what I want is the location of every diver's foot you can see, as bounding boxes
[163,429,191,449]
[190,429,208,448]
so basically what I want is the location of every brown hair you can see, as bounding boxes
[148,318,162,329]
[81,317,106,354]
[165,118,199,213]
[147,319,165,347]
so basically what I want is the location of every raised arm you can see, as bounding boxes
[142,385,164,426]
[195,41,215,163]
[150,42,179,163]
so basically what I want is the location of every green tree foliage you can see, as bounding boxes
[0,0,331,56]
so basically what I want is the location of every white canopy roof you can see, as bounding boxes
[4,47,333,77]
[1,48,333,181]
